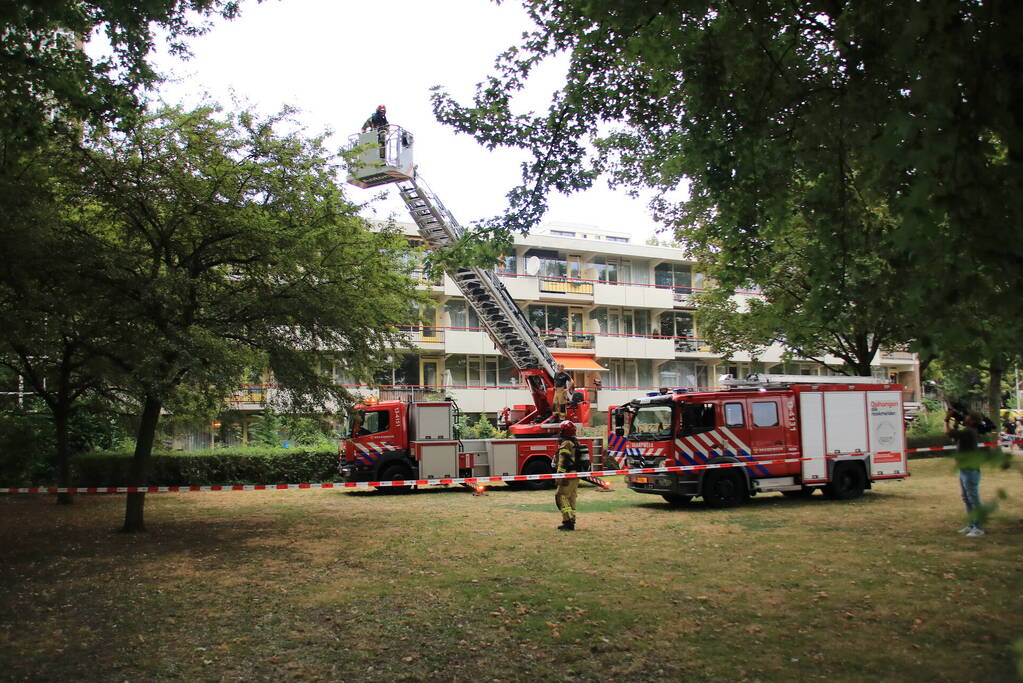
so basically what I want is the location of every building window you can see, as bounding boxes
[634,309,650,335]
[497,254,517,274]
[658,360,696,388]
[550,230,575,238]
[444,299,480,330]
[527,304,569,333]
[655,263,702,292]
[606,236,628,243]
[374,354,419,386]
[659,311,694,338]
[658,361,709,388]
[592,257,633,285]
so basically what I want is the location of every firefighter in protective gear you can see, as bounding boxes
[362,105,389,158]
[551,363,573,421]
[555,420,581,531]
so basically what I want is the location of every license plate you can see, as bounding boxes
[632,476,649,484]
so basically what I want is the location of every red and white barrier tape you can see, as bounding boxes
[0,442,1008,495]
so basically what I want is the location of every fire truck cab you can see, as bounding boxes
[609,374,908,507]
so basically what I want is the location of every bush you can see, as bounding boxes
[456,413,509,439]
[0,411,55,485]
[907,433,952,451]
[73,446,340,486]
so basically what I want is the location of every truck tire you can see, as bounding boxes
[377,463,414,494]
[519,458,556,491]
[662,493,693,507]
[701,470,748,508]
[825,462,867,500]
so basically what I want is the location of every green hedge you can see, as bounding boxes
[73,446,340,486]
[907,434,952,451]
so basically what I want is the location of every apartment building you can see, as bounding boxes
[263,220,920,424]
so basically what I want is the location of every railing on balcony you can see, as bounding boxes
[389,324,714,356]
[539,278,594,295]
[229,384,265,406]
[488,269,771,300]
[411,269,443,287]
[880,350,917,361]
[540,330,595,349]
[398,325,445,344]
[673,336,710,353]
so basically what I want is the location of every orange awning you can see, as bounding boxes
[551,354,608,372]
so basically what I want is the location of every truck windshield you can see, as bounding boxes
[629,405,673,441]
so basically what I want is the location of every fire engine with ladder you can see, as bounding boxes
[608,374,909,507]
[339,124,602,489]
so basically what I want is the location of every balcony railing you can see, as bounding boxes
[229,384,265,406]
[539,278,594,295]
[880,350,916,361]
[673,336,710,353]
[391,324,713,356]
[398,326,445,344]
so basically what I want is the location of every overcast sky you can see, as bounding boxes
[144,0,667,241]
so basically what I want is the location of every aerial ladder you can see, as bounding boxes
[346,125,591,437]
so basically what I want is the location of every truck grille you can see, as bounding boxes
[627,455,664,468]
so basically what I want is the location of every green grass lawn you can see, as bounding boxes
[1,457,1021,681]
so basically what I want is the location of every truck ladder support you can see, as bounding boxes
[397,179,557,377]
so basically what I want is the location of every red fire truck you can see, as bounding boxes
[339,125,601,488]
[338,399,602,489]
[608,374,909,507]
[345,124,591,436]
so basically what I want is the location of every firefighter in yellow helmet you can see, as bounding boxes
[554,420,581,531]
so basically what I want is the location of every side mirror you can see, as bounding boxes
[613,411,625,429]
[615,428,625,437]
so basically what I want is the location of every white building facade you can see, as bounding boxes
[289,221,920,421]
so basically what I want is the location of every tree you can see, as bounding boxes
[53,105,421,531]
[431,0,1023,371]
[0,0,242,145]
[0,3,251,503]
[0,139,120,502]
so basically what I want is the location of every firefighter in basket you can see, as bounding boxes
[552,363,574,421]
[554,420,582,531]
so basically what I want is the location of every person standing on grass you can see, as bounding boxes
[554,420,582,531]
[945,409,986,537]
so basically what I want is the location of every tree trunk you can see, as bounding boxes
[987,355,1005,421]
[122,394,162,533]
[54,409,73,505]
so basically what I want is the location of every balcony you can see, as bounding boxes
[671,288,697,307]
[539,330,594,350]
[672,336,717,355]
[398,326,445,349]
[228,383,266,409]
[539,278,594,296]
[594,281,674,308]
[880,350,917,362]
[594,333,675,360]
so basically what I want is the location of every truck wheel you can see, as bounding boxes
[825,462,867,500]
[662,493,693,507]
[377,463,414,494]
[701,470,748,508]
[520,458,555,491]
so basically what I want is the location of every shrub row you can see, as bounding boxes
[906,433,953,451]
[73,446,340,487]
[62,433,984,487]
